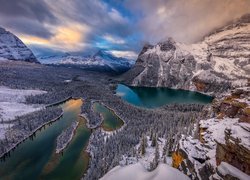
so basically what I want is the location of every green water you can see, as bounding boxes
[116,84,213,108]
[93,103,124,131]
[0,99,91,180]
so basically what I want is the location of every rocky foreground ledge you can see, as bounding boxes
[172,87,250,179]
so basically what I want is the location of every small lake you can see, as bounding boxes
[93,103,124,131]
[0,99,124,179]
[116,84,213,108]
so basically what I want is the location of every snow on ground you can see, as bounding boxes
[0,86,46,104]
[217,162,250,180]
[199,117,241,167]
[200,118,239,146]
[109,136,184,180]
[0,86,46,122]
[138,137,167,169]
[0,102,43,123]
[200,116,250,151]
[213,57,242,78]
[0,86,46,139]
[100,163,190,180]
[119,137,170,169]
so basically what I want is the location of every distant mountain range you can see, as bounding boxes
[0,26,135,73]
[0,27,39,63]
[39,50,135,73]
[123,14,250,95]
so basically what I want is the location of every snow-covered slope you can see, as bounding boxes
[39,51,134,73]
[0,86,46,140]
[0,86,46,123]
[100,163,189,180]
[0,27,39,63]
[123,14,250,95]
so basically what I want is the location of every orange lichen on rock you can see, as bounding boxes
[172,151,184,168]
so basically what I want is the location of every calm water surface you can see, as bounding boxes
[0,99,90,180]
[116,84,213,108]
[93,103,124,131]
[0,99,124,180]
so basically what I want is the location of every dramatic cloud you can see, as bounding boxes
[125,0,250,43]
[0,0,249,57]
[0,0,56,38]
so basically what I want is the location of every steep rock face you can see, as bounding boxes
[123,14,250,95]
[0,27,39,63]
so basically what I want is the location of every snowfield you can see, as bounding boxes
[0,86,46,122]
[100,163,190,180]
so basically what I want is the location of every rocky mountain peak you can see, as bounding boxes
[157,38,176,51]
[122,15,250,95]
[0,27,39,63]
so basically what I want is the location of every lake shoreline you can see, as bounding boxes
[0,112,63,159]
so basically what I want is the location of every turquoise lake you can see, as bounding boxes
[116,84,213,108]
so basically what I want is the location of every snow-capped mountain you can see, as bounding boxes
[0,27,39,63]
[40,50,135,73]
[123,14,250,95]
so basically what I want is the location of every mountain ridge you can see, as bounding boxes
[0,27,39,63]
[122,14,250,95]
[39,50,134,73]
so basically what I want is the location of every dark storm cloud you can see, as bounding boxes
[0,17,53,39]
[0,0,56,23]
[0,0,57,38]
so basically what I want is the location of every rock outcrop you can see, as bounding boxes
[172,87,250,179]
[123,14,250,95]
[0,27,39,63]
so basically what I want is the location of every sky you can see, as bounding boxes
[0,0,249,59]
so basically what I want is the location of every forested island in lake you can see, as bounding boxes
[0,1,250,180]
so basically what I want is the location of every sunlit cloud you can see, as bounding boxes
[51,23,90,51]
[19,35,50,45]
[19,22,90,51]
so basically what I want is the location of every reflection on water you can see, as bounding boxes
[0,99,90,179]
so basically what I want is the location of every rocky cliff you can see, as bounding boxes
[123,14,250,95]
[172,87,250,179]
[0,27,39,63]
